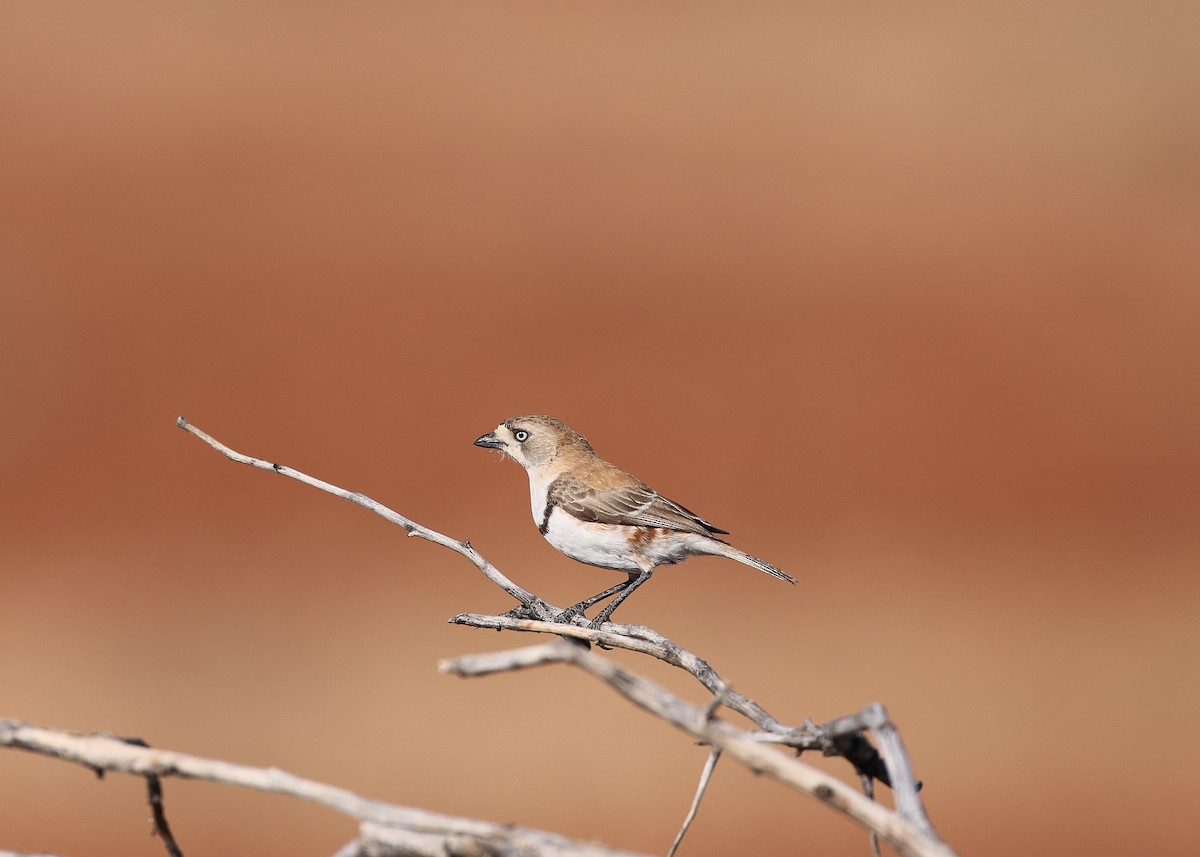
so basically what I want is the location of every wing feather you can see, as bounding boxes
[547,475,728,537]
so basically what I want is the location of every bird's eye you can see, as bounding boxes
[514,430,529,443]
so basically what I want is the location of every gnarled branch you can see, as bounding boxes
[0,720,647,857]
[170,418,951,855]
[0,418,957,856]
[440,640,955,857]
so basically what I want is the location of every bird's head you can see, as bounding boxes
[474,415,593,473]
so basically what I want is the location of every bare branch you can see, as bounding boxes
[146,773,182,856]
[177,421,829,744]
[438,640,578,675]
[449,613,803,739]
[862,774,883,857]
[358,819,648,857]
[447,613,936,834]
[443,639,958,857]
[824,705,931,833]
[667,749,721,857]
[176,417,544,613]
[0,720,648,857]
[174,419,949,852]
[116,736,183,857]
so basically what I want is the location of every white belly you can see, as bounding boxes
[527,473,708,572]
[542,508,644,571]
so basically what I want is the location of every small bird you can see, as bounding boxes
[474,415,795,627]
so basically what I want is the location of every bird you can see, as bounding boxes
[474,415,795,627]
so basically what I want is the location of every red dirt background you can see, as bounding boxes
[2,4,1197,855]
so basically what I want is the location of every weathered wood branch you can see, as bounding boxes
[0,720,647,857]
[170,418,952,854]
[440,640,955,857]
[0,419,958,857]
[176,417,543,612]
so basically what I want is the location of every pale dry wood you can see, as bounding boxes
[176,417,546,613]
[443,640,957,857]
[357,820,647,857]
[667,748,721,857]
[0,720,648,857]
[170,418,950,854]
[447,612,809,740]
[445,613,937,839]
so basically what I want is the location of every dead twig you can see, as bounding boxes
[173,418,951,854]
[0,720,647,857]
[176,417,545,614]
[117,736,183,857]
[667,749,721,857]
[440,640,957,857]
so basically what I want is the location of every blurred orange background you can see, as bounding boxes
[2,3,1197,855]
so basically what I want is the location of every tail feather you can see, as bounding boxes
[706,541,796,584]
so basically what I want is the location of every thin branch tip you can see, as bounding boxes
[178,419,540,610]
[167,420,953,856]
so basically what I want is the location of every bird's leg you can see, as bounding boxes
[588,570,652,628]
[553,580,630,623]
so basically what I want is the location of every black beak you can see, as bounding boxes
[474,432,504,449]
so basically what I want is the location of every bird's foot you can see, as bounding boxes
[585,614,619,649]
[503,597,552,621]
[551,606,585,625]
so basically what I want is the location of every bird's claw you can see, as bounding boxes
[552,606,584,625]
[503,597,551,620]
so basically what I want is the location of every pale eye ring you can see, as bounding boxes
[514,430,529,443]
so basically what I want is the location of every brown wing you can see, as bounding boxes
[546,474,729,537]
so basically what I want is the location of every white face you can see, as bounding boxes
[491,423,527,466]
[492,420,558,470]
[476,416,570,472]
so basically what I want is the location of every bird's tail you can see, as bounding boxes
[703,540,796,584]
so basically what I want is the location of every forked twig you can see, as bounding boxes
[441,640,956,857]
[118,736,183,857]
[170,418,950,855]
[0,720,646,857]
